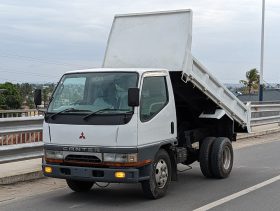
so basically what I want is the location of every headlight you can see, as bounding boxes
[103,153,138,163]
[44,150,64,160]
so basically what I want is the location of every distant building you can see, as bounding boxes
[237,89,280,102]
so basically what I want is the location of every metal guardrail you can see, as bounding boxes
[249,101,280,126]
[0,109,43,118]
[0,116,44,163]
[0,142,43,164]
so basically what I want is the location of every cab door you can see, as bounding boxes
[137,72,177,146]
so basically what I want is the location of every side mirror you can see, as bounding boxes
[34,89,42,107]
[128,88,140,107]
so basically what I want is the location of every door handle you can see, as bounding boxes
[171,122,174,134]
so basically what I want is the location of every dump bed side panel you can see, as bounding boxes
[182,57,250,130]
[103,10,193,72]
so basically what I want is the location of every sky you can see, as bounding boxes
[0,0,279,84]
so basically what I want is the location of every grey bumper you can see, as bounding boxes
[42,164,150,183]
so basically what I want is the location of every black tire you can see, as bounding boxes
[199,137,216,178]
[141,149,171,199]
[211,137,234,179]
[66,179,94,192]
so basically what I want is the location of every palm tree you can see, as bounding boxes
[240,68,260,94]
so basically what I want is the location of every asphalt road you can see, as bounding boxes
[1,139,280,211]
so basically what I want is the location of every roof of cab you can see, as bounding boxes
[65,68,169,75]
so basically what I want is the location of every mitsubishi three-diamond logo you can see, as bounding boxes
[79,132,86,140]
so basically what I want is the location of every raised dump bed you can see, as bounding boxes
[103,9,250,131]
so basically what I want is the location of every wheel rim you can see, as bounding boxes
[223,146,231,170]
[155,159,168,189]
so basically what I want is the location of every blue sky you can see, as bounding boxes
[0,0,279,84]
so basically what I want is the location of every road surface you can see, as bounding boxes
[1,134,280,211]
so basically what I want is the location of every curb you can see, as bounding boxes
[237,128,280,140]
[0,170,44,185]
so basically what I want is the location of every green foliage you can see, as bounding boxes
[0,82,57,109]
[239,68,259,94]
[26,98,35,109]
[0,82,22,109]
[17,83,34,109]
[19,83,33,97]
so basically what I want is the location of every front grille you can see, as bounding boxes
[65,154,101,163]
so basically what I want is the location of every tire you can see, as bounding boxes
[211,137,234,179]
[66,179,94,192]
[141,149,171,199]
[199,137,216,178]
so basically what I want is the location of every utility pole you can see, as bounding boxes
[259,0,265,101]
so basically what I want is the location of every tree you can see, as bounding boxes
[19,83,33,98]
[17,83,34,108]
[239,68,260,94]
[0,82,22,109]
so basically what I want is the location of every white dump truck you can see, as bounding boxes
[35,10,250,199]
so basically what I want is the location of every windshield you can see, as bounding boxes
[48,72,138,114]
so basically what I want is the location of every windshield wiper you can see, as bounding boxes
[83,108,133,121]
[49,108,91,120]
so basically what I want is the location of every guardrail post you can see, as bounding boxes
[246,102,252,132]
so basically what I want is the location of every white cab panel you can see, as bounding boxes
[49,124,118,147]
[43,121,50,143]
[137,73,177,146]
[116,113,138,147]
[47,114,138,147]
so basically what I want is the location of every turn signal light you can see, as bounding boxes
[115,171,125,179]
[44,166,53,174]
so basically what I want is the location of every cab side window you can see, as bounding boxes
[140,76,168,122]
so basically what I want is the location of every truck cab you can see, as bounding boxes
[42,68,179,198]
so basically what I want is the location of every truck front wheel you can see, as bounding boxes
[211,137,233,178]
[66,179,94,192]
[141,149,171,199]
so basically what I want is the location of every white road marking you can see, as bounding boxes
[69,203,86,209]
[193,174,280,211]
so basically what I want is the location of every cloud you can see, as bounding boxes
[0,0,279,83]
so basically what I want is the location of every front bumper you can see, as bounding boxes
[42,164,150,183]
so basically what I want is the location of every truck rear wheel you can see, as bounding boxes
[199,137,216,178]
[141,149,171,199]
[66,179,94,192]
[211,137,233,178]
